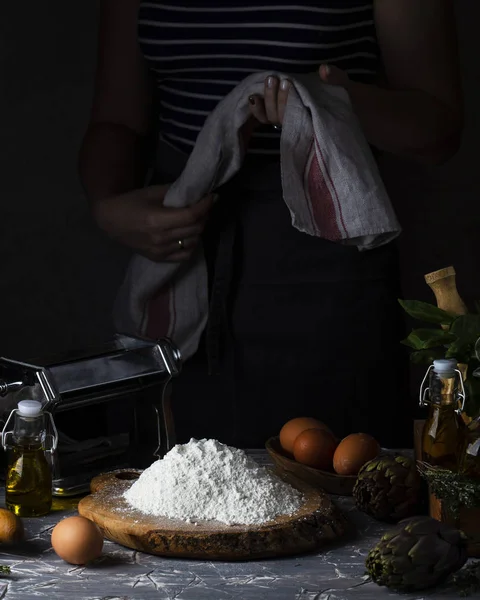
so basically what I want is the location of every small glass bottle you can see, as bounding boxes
[1,400,57,517]
[420,359,466,470]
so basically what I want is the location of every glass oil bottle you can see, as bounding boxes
[420,359,466,521]
[1,400,58,517]
[420,359,466,470]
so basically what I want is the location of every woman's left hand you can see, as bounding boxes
[247,66,350,127]
[243,66,350,147]
[248,76,291,127]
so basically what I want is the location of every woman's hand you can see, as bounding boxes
[93,185,214,262]
[248,76,292,126]
[318,64,351,89]
[247,66,350,128]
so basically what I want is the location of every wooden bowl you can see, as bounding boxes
[266,436,356,496]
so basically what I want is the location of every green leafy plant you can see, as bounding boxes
[399,299,480,417]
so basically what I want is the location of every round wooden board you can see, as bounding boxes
[266,437,356,496]
[78,469,349,561]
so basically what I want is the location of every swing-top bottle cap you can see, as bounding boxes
[17,400,43,417]
[433,359,457,377]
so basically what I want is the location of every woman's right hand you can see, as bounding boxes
[93,184,214,262]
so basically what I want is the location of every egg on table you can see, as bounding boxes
[0,508,24,544]
[333,433,380,476]
[51,516,104,565]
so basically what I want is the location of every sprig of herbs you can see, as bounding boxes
[417,462,480,518]
[0,566,10,576]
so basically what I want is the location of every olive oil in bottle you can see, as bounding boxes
[2,400,57,517]
[421,359,466,470]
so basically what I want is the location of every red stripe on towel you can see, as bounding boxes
[146,285,173,340]
[316,141,347,238]
[307,146,341,241]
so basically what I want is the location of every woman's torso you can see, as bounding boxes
[138,0,380,155]
[143,1,395,285]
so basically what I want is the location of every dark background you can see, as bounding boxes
[0,2,478,370]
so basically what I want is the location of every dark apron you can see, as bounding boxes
[153,140,412,449]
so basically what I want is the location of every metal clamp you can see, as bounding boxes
[44,412,58,453]
[419,364,466,414]
[1,409,58,454]
[419,365,434,407]
[456,369,466,414]
[2,409,16,450]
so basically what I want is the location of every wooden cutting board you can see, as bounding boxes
[78,468,349,561]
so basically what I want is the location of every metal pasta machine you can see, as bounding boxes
[0,335,181,496]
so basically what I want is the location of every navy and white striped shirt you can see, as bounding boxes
[138,1,379,154]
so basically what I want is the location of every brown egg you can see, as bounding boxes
[293,428,338,470]
[280,417,333,454]
[0,509,24,544]
[333,433,380,476]
[51,516,104,565]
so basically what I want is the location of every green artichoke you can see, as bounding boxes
[353,453,422,522]
[366,516,468,592]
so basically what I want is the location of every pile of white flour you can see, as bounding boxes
[123,438,303,526]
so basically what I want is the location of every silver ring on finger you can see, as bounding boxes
[177,239,185,250]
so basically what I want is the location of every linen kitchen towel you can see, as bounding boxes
[113,71,401,361]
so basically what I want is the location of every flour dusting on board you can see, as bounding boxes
[123,439,303,526]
